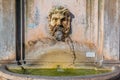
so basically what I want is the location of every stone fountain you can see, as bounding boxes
[0,0,120,79]
[24,6,97,68]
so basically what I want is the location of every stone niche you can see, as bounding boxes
[25,0,102,68]
[25,0,120,62]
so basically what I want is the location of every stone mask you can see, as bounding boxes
[48,6,71,41]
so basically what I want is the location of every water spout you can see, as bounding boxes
[54,25,64,41]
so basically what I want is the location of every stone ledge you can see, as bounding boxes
[0,65,120,80]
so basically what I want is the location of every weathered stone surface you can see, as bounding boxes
[0,0,15,61]
[104,0,120,60]
[0,0,120,61]
[25,0,120,61]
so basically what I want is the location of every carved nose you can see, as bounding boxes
[57,20,62,26]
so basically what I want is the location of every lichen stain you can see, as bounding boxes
[83,40,96,50]
[28,23,37,28]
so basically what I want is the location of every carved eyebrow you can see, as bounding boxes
[52,17,58,20]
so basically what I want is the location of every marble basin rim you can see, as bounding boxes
[0,65,120,80]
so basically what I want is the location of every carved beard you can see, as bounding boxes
[49,24,64,41]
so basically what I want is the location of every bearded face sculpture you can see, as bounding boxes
[48,6,71,41]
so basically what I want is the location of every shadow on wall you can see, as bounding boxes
[69,12,75,35]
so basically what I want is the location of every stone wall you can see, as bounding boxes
[25,0,120,60]
[0,0,120,61]
[104,0,120,60]
[25,0,103,61]
[0,0,15,61]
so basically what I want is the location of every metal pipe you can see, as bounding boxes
[15,0,22,65]
[21,0,26,64]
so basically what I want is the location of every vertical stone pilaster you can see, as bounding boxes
[90,0,98,45]
[0,0,15,60]
[98,0,104,56]
[118,0,120,60]
[0,0,2,30]
[86,0,91,41]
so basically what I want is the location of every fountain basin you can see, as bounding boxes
[8,68,111,76]
[0,65,120,80]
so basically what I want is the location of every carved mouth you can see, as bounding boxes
[55,25,64,41]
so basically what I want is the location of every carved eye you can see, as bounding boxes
[61,18,66,21]
[53,18,58,21]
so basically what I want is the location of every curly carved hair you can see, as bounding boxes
[48,6,70,20]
